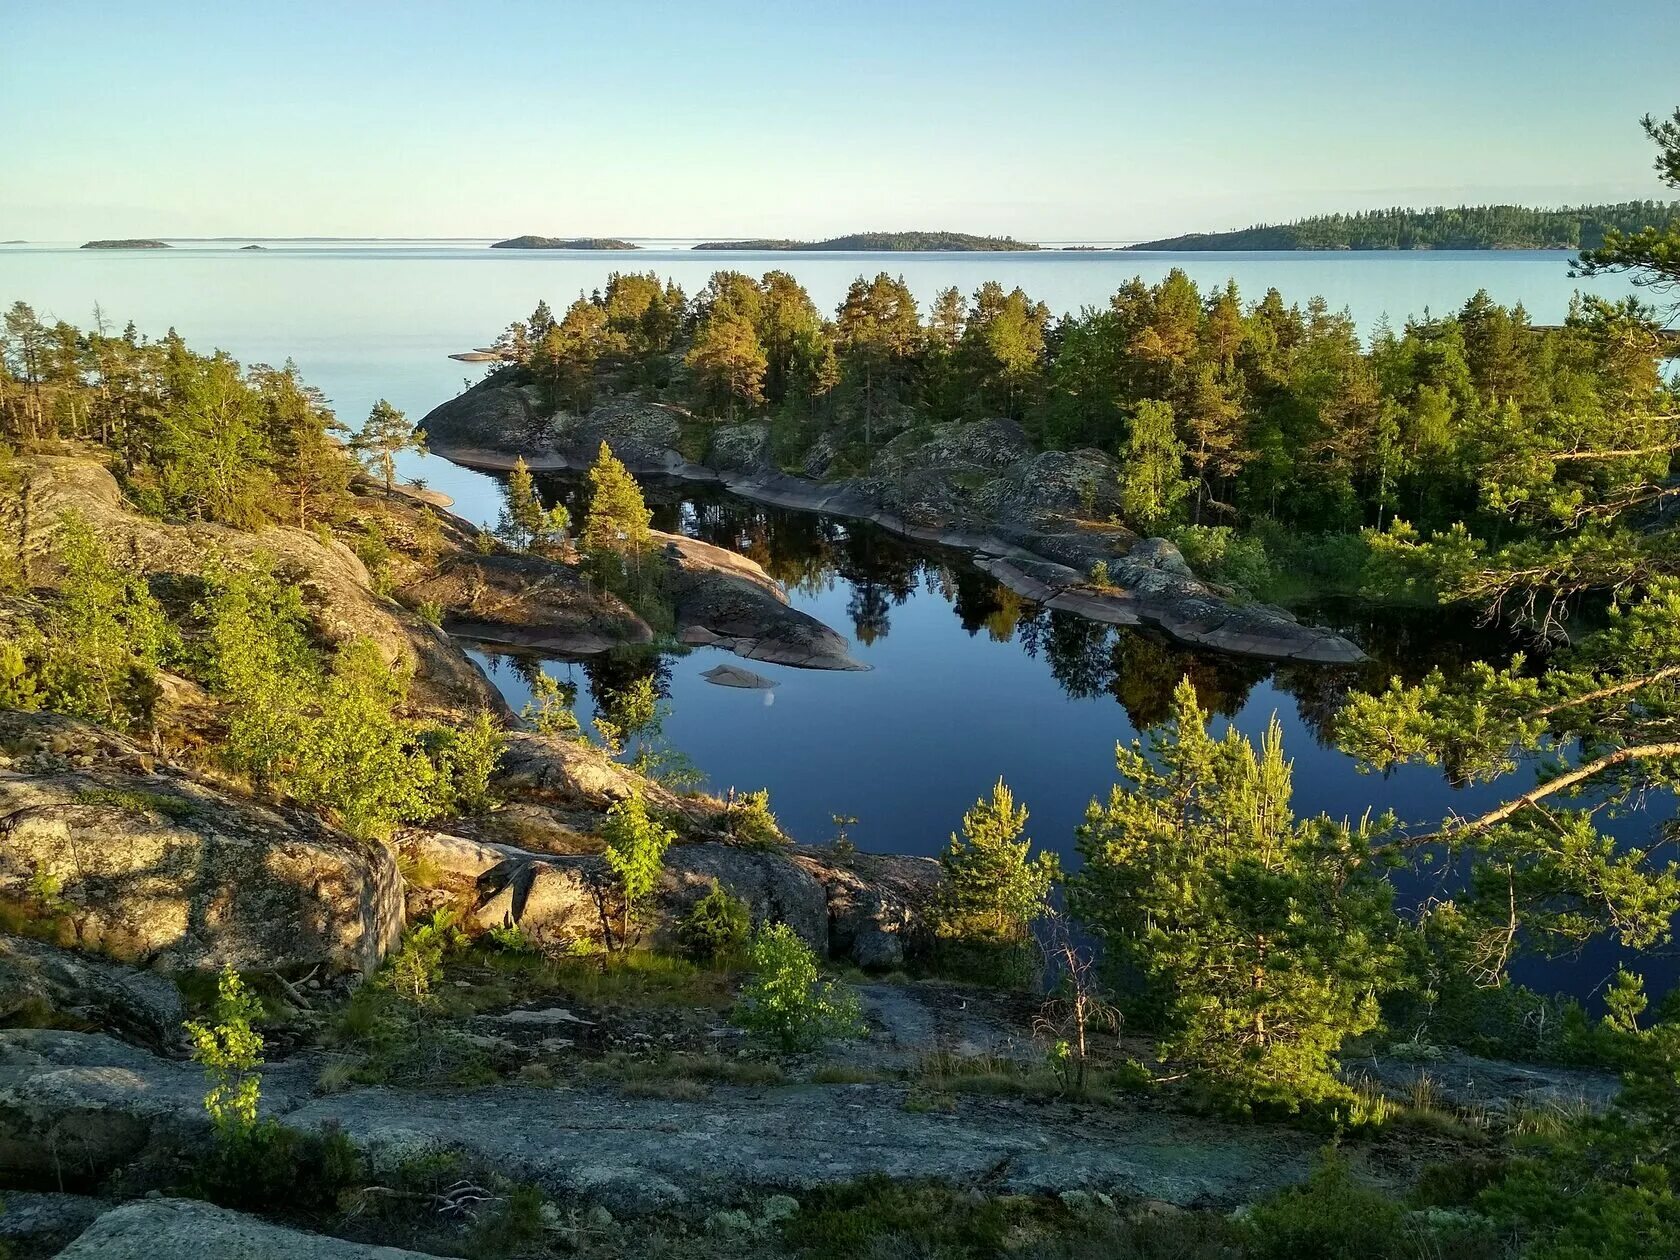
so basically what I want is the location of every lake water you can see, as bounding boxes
[3,241,1670,1001]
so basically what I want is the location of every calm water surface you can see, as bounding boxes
[2,241,1669,999]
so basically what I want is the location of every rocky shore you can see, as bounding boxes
[421,381,1366,665]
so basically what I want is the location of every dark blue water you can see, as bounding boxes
[453,479,1678,1006]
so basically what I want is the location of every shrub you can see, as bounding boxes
[1245,1147,1405,1260]
[380,910,465,1003]
[678,879,752,962]
[600,792,676,944]
[938,778,1058,946]
[426,710,505,816]
[184,965,265,1137]
[734,922,864,1051]
[522,669,581,737]
[725,787,785,847]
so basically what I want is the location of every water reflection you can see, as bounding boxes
[533,471,1522,745]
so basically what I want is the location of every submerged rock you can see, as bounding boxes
[700,664,777,689]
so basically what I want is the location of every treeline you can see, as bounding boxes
[494,267,1677,560]
[1131,201,1680,251]
[0,301,424,530]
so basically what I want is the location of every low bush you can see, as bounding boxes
[677,879,752,963]
[734,922,864,1052]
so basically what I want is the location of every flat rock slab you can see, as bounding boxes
[56,1198,451,1259]
[285,1081,1327,1216]
[700,664,778,689]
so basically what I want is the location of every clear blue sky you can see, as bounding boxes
[3,0,1676,241]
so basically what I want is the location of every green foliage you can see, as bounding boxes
[580,440,652,558]
[495,456,569,550]
[1169,524,1277,596]
[521,667,581,737]
[196,560,492,838]
[1117,399,1191,530]
[1604,968,1649,1035]
[1136,200,1680,250]
[425,710,505,816]
[734,921,864,1051]
[723,786,785,847]
[677,879,752,962]
[16,511,174,729]
[374,910,465,1006]
[1477,1025,1680,1260]
[938,778,1059,945]
[592,671,663,755]
[353,397,425,494]
[184,965,265,1137]
[1071,679,1404,1108]
[1244,1148,1406,1260]
[599,791,676,942]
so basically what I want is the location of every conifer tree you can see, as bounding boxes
[354,399,425,495]
[580,441,652,560]
[939,778,1059,944]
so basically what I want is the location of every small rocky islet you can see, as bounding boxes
[419,379,1366,664]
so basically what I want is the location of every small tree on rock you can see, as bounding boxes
[600,791,676,946]
[580,441,652,571]
[354,399,426,495]
[939,777,1059,945]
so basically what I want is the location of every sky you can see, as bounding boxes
[3,0,1677,242]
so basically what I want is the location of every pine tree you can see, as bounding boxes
[580,441,652,559]
[496,456,569,551]
[354,399,425,495]
[1117,399,1190,530]
[1071,679,1403,1108]
[685,309,767,416]
[938,778,1059,944]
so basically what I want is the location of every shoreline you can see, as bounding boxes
[430,441,1367,666]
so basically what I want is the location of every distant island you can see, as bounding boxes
[80,238,171,249]
[1129,201,1680,251]
[490,236,640,250]
[693,230,1039,251]
[239,244,265,251]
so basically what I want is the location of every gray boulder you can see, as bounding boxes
[0,714,402,975]
[0,935,186,1053]
[56,1198,451,1259]
[0,1191,110,1252]
[469,842,829,955]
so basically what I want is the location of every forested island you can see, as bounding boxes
[79,238,171,249]
[1131,200,1680,250]
[693,230,1039,251]
[3,104,1680,1260]
[491,235,641,250]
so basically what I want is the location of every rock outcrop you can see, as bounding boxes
[661,532,864,670]
[398,549,654,657]
[0,711,403,976]
[55,1198,450,1259]
[421,386,1365,664]
[14,454,506,716]
[0,935,185,1053]
[400,829,938,968]
[0,1027,1334,1219]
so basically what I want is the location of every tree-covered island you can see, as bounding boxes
[1132,200,1680,250]
[491,236,641,250]
[693,230,1040,251]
